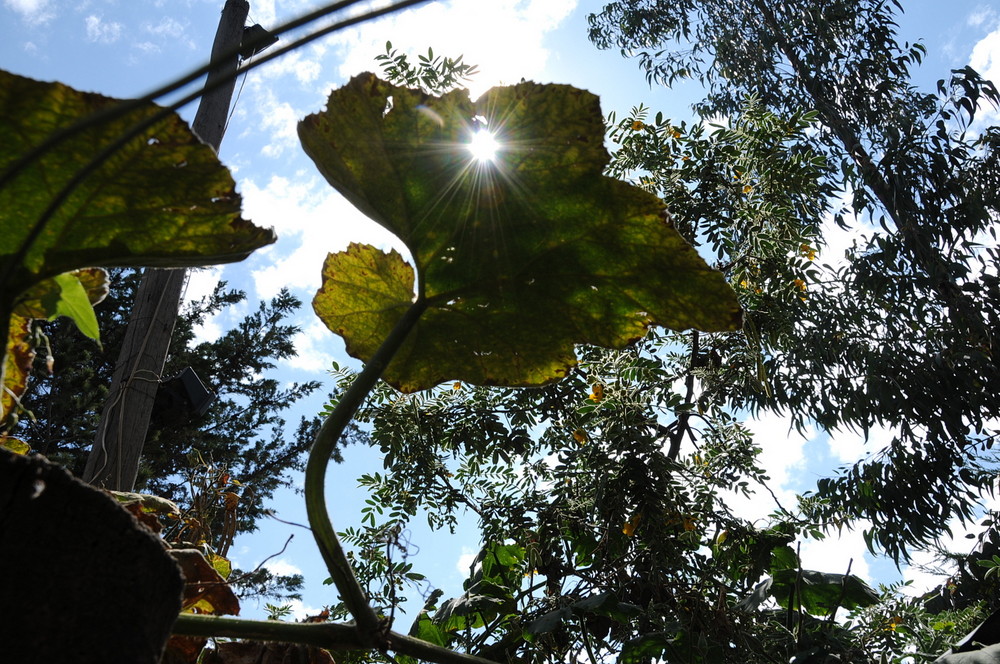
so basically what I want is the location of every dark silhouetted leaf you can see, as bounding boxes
[620,631,682,663]
[739,568,878,616]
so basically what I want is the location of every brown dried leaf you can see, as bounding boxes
[170,548,240,616]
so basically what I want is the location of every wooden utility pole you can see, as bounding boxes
[84,0,250,490]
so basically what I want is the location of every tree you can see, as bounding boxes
[264,44,955,664]
[284,32,1000,664]
[4,4,996,661]
[8,268,352,599]
[588,0,1000,561]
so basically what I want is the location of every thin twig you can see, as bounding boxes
[826,558,854,626]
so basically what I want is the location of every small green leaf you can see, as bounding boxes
[50,273,100,341]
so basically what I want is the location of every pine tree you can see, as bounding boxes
[12,268,359,599]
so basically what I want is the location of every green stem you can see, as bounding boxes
[304,297,427,644]
[172,615,500,664]
[173,614,363,648]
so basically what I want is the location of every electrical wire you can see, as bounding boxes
[0,0,433,287]
[223,64,250,138]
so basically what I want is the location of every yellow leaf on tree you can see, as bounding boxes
[2,314,33,421]
[623,513,642,537]
[572,429,588,444]
[0,436,30,455]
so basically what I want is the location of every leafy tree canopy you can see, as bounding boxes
[589,0,1000,561]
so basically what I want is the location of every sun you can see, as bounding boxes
[467,128,500,163]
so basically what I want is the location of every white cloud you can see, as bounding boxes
[250,0,277,26]
[252,86,302,157]
[799,529,872,581]
[139,16,198,52]
[253,49,322,85]
[241,174,404,304]
[280,598,324,621]
[183,267,225,343]
[826,424,895,465]
[455,546,478,577]
[968,6,997,28]
[971,25,1000,86]
[264,557,303,577]
[4,0,53,24]
[970,22,1000,125]
[85,15,123,44]
[326,0,577,99]
[144,16,186,38]
[133,41,160,55]
[725,412,814,522]
[285,318,337,373]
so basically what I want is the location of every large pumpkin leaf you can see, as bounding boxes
[0,69,275,305]
[302,73,740,392]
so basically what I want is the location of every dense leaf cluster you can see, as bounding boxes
[589,0,1000,561]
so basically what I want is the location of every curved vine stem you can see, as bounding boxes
[304,296,427,645]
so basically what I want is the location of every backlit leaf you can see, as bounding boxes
[0,436,30,454]
[302,73,740,392]
[0,70,275,307]
[170,548,240,616]
[14,271,103,342]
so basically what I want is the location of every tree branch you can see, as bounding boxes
[172,615,501,664]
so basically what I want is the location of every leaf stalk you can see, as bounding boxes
[304,297,427,644]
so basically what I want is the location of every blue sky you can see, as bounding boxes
[3,0,1000,620]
